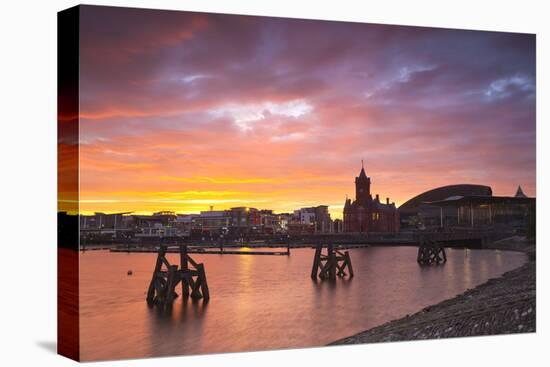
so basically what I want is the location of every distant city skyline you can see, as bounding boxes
[75,6,536,219]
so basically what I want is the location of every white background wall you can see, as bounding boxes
[0,0,548,366]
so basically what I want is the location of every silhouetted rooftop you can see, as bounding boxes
[399,184,493,212]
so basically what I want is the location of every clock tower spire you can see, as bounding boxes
[355,160,371,203]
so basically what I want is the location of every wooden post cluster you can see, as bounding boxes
[147,245,210,306]
[417,240,447,265]
[311,244,354,280]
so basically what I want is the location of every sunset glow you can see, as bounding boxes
[76,7,536,219]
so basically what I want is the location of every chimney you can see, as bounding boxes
[375,194,379,201]
[210,206,214,211]
[386,197,390,205]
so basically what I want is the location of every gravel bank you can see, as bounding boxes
[331,243,536,345]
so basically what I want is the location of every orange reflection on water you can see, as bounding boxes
[78,247,526,361]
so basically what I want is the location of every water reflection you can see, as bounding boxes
[463,249,473,288]
[79,247,526,361]
[148,298,209,324]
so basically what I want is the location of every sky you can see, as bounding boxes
[76,5,536,219]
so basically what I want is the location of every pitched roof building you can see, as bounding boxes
[343,162,399,233]
[515,185,528,198]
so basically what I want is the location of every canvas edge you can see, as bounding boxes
[57,4,81,362]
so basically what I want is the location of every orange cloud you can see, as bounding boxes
[75,9,535,218]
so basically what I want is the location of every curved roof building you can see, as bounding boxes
[399,184,492,212]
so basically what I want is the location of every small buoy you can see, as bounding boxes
[127,270,133,276]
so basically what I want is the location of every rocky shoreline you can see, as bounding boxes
[330,240,536,345]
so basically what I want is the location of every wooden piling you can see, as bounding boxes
[417,240,447,266]
[311,245,322,279]
[328,244,336,281]
[180,245,190,298]
[197,263,210,302]
[311,244,354,280]
[147,244,209,306]
[146,245,166,304]
[344,251,354,278]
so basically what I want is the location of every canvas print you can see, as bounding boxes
[58,5,536,362]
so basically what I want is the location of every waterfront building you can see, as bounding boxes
[229,207,261,228]
[80,212,132,230]
[313,205,333,233]
[174,214,200,234]
[398,184,492,229]
[151,211,177,225]
[333,218,344,233]
[275,213,292,233]
[196,209,231,232]
[79,212,135,241]
[294,208,316,225]
[131,214,165,229]
[343,163,399,233]
[293,205,333,233]
[287,222,315,235]
[399,184,535,234]
[515,185,528,198]
[259,210,278,234]
[424,187,535,234]
[135,224,178,238]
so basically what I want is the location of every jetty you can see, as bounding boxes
[111,245,290,256]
